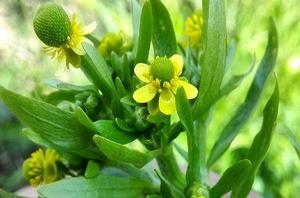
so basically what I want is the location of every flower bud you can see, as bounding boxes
[98,32,132,60]
[33,3,71,47]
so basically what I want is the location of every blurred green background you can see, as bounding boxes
[0,0,299,197]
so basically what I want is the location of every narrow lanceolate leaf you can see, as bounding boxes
[81,43,115,99]
[150,0,177,57]
[38,174,157,198]
[93,135,158,168]
[132,0,142,55]
[176,87,194,136]
[154,170,176,198]
[232,80,279,198]
[219,55,256,99]
[135,0,153,63]
[210,159,252,198]
[0,86,100,159]
[194,0,226,116]
[176,87,200,185]
[283,126,300,160]
[47,80,98,93]
[208,18,278,167]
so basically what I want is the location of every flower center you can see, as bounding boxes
[150,57,174,82]
[33,3,71,47]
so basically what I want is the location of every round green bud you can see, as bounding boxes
[151,57,174,82]
[33,3,71,47]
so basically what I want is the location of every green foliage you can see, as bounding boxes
[284,126,300,159]
[150,0,177,57]
[208,18,278,166]
[0,0,290,197]
[194,0,227,116]
[135,0,153,63]
[94,120,138,144]
[0,86,100,159]
[232,80,279,198]
[93,135,158,168]
[38,174,157,198]
[0,188,24,198]
[84,160,101,178]
[210,159,252,198]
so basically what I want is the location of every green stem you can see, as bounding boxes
[185,114,209,196]
[197,115,208,183]
[156,144,186,193]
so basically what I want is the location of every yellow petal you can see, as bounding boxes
[159,89,176,115]
[177,80,198,99]
[134,63,151,83]
[83,22,97,35]
[133,83,157,103]
[170,54,183,76]
[71,44,85,55]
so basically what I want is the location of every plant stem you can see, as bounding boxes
[197,115,208,183]
[156,144,186,192]
[186,114,209,193]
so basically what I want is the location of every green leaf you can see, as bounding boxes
[219,55,256,98]
[176,87,201,185]
[75,107,98,132]
[232,80,279,198]
[85,160,101,178]
[135,0,153,63]
[283,126,300,160]
[150,0,177,57]
[132,0,142,55]
[210,159,252,198]
[207,18,278,167]
[121,95,136,106]
[0,86,100,159]
[22,128,54,148]
[176,87,194,136]
[81,43,115,99]
[174,143,188,161]
[45,90,75,105]
[38,174,157,198]
[47,80,97,93]
[115,118,135,133]
[93,135,158,168]
[154,170,176,198]
[193,0,227,116]
[0,188,24,198]
[94,120,138,144]
[115,77,127,98]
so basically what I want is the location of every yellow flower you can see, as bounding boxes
[23,148,61,187]
[184,10,203,49]
[43,13,96,68]
[133,55,198,115]
[33,3,96,68]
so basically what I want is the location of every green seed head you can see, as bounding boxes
[33,3,71,47]
[151,57,174,82]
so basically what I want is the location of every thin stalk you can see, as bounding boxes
[185,113,209,196]
[156,144,186,193]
